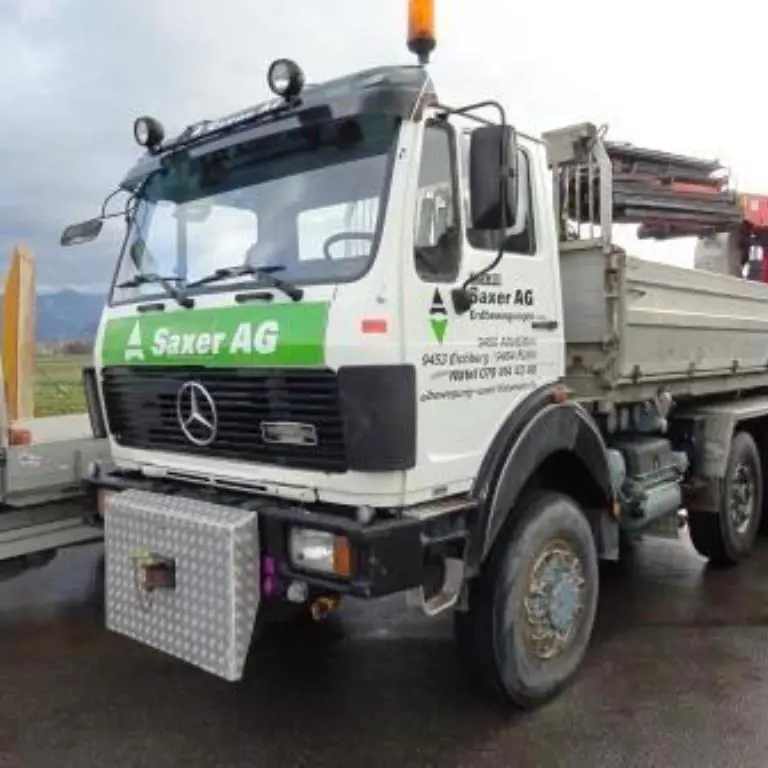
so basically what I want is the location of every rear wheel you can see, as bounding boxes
[688,430,763,567]
[454,491,599,708]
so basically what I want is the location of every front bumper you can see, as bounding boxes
[94,472,426,600]
[259,504,425,598]
[100,478,427,681]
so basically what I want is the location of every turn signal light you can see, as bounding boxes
[333,536,352,578]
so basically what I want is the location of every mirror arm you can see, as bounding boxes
[99,187,125,220]
[437,99,507,126]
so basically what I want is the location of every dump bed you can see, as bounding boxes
[561,240,768,403]
[543,121,768,404]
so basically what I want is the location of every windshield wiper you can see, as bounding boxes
[116,272,194,308]
[187,264,304,301]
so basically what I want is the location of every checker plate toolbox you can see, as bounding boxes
[105,489,260,681]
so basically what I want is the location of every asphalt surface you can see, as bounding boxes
[2,532,768,767]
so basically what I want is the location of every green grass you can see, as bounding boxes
[34,355,91,417]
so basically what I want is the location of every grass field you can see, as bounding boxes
[34,354,91,417]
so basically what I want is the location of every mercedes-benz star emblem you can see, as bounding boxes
[176,381,218,447]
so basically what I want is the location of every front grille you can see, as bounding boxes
[101,366,348,472]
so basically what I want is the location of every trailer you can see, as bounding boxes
[0,415,107,565]
[0,249,109,571]
[59,0,768,709]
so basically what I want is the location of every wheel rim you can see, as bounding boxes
[729,460,756,536]
[523,538,587,660]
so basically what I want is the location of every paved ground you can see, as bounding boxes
[2,532,768,767]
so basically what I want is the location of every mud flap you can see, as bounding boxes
[104,489,260,681]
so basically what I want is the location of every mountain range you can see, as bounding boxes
[0,290,105,342]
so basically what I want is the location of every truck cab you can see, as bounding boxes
[87,65,566,512]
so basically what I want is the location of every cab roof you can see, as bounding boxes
[121,64,437,190]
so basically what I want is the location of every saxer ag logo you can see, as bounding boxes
[102,302,329,368]
[429,289,448,344]
[125,321,145,361]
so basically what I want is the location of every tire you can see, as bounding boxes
[454,490,599,709]
[759,437,768,535]
[688,430,763,567]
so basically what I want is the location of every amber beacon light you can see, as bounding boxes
[407,0,436,65]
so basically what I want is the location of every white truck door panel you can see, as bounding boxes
[404,123,563,498]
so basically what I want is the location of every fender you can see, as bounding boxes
[467,386,614,572]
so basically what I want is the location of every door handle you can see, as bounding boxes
[532,319,559,330]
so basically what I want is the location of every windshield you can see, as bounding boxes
[111,113,400,303]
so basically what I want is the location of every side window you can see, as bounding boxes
[413,121,461,282]
[462,132,537,256]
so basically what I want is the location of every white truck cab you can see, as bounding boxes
[85,71,566,512]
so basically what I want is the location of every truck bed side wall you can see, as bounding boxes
[561,242,768,403]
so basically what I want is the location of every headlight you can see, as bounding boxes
[133,116,165,150]
[267,58,305,99]
[288,527,351,577]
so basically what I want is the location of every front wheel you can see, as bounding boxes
[454,491,599,708]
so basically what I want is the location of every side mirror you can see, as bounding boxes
[469,124,524,233]
[60,218,104,247]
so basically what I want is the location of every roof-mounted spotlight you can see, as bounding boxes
[267,58,306,100]
[133,116,165,152]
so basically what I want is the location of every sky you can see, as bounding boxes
[1,0,766,291]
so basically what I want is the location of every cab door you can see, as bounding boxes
[403,116,564,501]
[402,115,474,498]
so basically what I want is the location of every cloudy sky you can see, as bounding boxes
[0,0,764,291]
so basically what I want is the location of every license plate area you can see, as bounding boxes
[104,489,259,681]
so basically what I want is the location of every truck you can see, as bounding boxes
[60,1,768,708]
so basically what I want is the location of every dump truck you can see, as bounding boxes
[60,1,768,708]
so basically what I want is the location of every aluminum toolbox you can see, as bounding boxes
[104,489,260,681]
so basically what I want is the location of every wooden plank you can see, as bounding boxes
[2,246,36,422]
